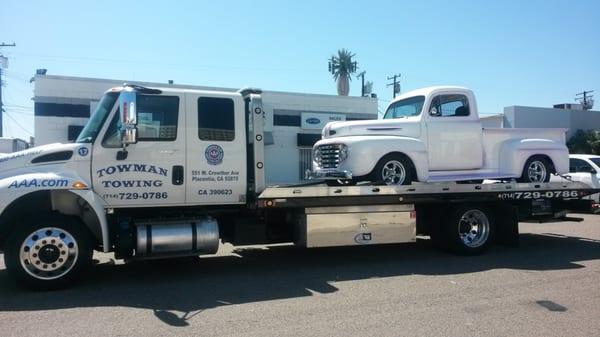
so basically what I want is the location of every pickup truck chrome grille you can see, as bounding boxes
[315,144,343,169]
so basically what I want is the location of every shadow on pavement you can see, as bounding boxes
[0,232,599,326]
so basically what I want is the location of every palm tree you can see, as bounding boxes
[328,49,357,96]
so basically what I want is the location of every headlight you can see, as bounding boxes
[313,147,321,163]
[338,144,348,162]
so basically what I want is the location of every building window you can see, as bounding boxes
[67,125,85,141]
[198,97,235,141]
[299,148,312,181]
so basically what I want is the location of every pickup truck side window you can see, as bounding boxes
[429,94,470,117]
[102,95,179,147]
[569,158,594,173]
[198,97,235,141]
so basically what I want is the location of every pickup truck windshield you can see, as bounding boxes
[383,96,425,119]
[76,92,119,143]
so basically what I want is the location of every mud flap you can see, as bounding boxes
[495,205,519,247]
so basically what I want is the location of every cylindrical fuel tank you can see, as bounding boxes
[135,217,219,258]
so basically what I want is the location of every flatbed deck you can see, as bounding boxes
[258,181,599,209]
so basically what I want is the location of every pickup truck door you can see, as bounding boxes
[184,92,247,205]
[91,93,186,206]
[426,94,483,171]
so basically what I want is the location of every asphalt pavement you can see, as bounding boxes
[0,214,599,337]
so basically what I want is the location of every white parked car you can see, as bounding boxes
[550,154,600,206]
[313,86,569,185]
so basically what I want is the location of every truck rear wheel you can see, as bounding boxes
[518,156,552,183]
[4,214,93,290]
[370,154,414,185]
[440,205,494,255]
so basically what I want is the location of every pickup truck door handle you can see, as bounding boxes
[172,165,184,185]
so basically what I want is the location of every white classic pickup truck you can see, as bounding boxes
[313,86,569,185]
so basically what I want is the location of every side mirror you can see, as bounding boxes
[591,168,598,174]
[118,90,137,145]
[429,107,439,116]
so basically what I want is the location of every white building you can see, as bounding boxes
[503,105,600,139]
[33,74,377,184]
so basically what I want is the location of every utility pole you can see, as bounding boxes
[575,90,594,110]
[357,71,366,97]
[386,73,401,98]
[0,42,17,137]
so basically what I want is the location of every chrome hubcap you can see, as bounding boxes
[458,210,490,248]
[381,160,406,185]
[527,160,547,182]
[20,227,78,280]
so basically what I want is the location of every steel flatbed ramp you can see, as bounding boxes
[258,181,599,208]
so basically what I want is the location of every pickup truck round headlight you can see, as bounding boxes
[338,144,348,162]
[313,148,321,163]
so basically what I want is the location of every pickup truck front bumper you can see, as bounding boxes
[312,168,353,180]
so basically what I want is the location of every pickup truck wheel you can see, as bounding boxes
[442,205,494,255]
[518,156,552,183]
[371,154,414,185]
[4,214,93,290]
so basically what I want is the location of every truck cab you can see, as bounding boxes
[313,86,568,185]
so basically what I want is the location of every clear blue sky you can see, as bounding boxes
[1,0,599,141]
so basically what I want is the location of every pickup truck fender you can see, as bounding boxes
[0,172,110,252]
[498,139,569,176]
[322,136,429,181]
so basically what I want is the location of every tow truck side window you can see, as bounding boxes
[102,95,179,147]
[198,97,235,141]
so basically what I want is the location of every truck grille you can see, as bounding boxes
[315,144,343,169]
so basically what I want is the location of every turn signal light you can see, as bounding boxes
[71,181,88,189]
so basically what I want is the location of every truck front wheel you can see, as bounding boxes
[370,154,414,185]
[4,214,93,290]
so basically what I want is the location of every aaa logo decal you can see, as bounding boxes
[205,144,224,165]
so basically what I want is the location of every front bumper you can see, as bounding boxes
[312,168,353,180]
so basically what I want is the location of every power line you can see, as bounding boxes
[575,90,594,110]
[386,73,401,98]
[4,110,33,135]
[1,42,17,137]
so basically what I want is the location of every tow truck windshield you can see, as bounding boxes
[76,92,119,143]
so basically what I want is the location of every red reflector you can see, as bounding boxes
[410,211,416,219]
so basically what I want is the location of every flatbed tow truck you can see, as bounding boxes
[0,85,597,289]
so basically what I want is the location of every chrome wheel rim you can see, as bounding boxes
[19,227,79,280]
[458,210,490,248]
[381,160,406,185]
[527,160,547,182]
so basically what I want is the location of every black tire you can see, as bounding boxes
[439,204,494,255]
[370,154,414,185]
[4,214,94,290]
[517,156,552,183]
